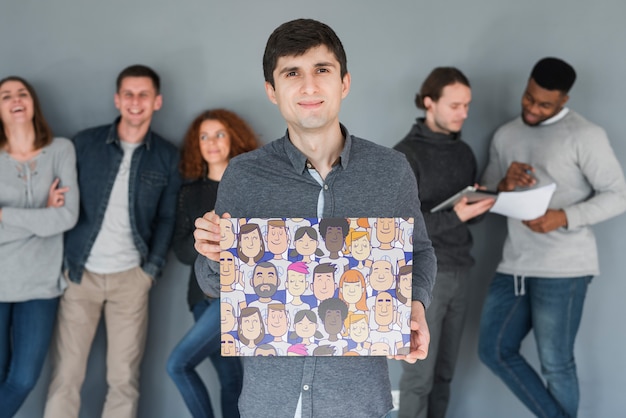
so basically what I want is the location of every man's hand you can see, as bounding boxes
[393,301,430,363]
[453,196,495,222]
[498,162,536,191]
[47,178,70,208]
[522,209,568,233]
[193,210,228,262]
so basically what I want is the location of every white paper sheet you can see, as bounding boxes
[489,183,557,220]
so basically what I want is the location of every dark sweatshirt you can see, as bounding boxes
[394,118,478,269]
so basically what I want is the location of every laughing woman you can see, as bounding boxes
[167,109,258,418]
[0,76,78,417]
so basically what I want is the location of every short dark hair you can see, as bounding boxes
[0,76,53,150]
[263,18,348,88]
[116,64,161,94]
[318,298,349,323]
[314,262,337,276]
[415,67,470,110]
[530,57,576,93]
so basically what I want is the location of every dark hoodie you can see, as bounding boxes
[393,118,478,269]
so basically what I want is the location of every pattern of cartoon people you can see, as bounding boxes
[222,217,412,356]
[237,307,265,356]
[370,217,406,275]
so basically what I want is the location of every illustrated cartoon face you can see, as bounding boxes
[375,218,396,244]
[252,264,279,298]
[254,345,277,356]
[221,302,237,332]
[220,251,237,286]
[220,218,236,250]
[369,260,394,291]
[199,119,231,167]
[267,224,289,255]
[267,308,289,337]
[286,270,308,296]
[374,291,394,327]
[342,280,364,305]
[221,333,238,356]
[241,312,263,342]
[294,315,317,339]
[398,271,412,300]
[323,309,343,335]
[240,228,262,259]
[324,226,344,253]
[294,231,317,257]
[312,272,337,301]
[349,317,369,343]
[370,341,391,356]
[350,235,371,262]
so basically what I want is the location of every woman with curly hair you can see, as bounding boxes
[167,109,258,418]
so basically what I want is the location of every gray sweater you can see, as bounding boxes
[0,137,79,301]
[481,110,626,277]
[196,127,436,418]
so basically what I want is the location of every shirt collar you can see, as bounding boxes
[105,116,153,150]
[283,123,352,174]
[540,107,569,126]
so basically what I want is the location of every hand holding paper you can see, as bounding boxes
[489,183,557,220]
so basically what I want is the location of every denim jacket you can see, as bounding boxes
[64,118,181,283]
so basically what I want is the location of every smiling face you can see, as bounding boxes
[221,333,238,356]
[220,219,236,250]
[252,264,279,298]
[323,309,343,335]
[294,231,317,256]
[342,280,364,305]
[294,315,317,339]
[267,224,289,255]
[369,260,394,291]
[221,302,236,332]
[264,45,350,136]
[312,272,337,301]
[398,272,412,300]
[286,270,308,296]
[324,226,344,253]
[349,317,369,343]
[199,119,231,168]
[521,78,569,126]
[424,82,471,135]
[350,235,371,262]
[375,218,396,244]
[266,307,289,338]
[114,76,162,131]
[0,80,34,126]
[240,228,262,258]
[241,312,262,341]
[219,251,236,286]
[374,291,394,326]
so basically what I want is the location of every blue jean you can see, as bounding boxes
[0,297,59,418]
[167,298,243,418]
[478,273,591,418]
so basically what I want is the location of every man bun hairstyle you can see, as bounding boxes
[415,67,470,110]
[530,57,576,93]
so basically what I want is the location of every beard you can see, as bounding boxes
[254,283,277,298]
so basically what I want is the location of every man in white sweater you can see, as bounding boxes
[478,57,626,417]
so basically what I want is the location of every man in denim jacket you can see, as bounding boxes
[44,65,181,418]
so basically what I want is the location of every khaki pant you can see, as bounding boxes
[44,266,152,418]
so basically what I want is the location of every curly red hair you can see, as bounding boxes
[179,109,259,180]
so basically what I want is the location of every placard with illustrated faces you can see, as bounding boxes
[219,217,414,357]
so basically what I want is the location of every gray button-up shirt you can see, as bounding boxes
[196,126,436,418]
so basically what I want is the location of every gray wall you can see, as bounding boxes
[5,0,625,417]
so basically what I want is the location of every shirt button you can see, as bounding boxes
[303,385,310,391]
[323,184,328,190]
[306,163,312,169]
